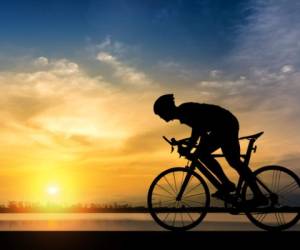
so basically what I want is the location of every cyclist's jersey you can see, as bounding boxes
[177,102,239,135]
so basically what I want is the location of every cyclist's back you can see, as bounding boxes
[176,102,239,135]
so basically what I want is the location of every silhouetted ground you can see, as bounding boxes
[0,231,299,250]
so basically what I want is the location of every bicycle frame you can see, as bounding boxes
[149,134,300,231]
[176,137,273,201]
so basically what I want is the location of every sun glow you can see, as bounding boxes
[46,185,59,196]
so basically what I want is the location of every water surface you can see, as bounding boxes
[0,213,299,231]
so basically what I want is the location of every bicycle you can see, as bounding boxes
[147,132,300,231]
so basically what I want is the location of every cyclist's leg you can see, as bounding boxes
[195,134,235,192]
[221,132,266,200]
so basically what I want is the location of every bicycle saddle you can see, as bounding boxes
[239,131,264,140]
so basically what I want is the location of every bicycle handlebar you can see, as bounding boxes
[162,136,190,146]
[162,136,173,145]
[162,136,194,157]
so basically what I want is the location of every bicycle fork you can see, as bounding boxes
[176,160,225,201]
[176,165,195,201]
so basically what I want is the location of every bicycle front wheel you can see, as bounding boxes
[242,165,300,231]
[148,167,210,231]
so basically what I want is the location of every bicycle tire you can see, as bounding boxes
[242,165,300,231]
[148,167,210,231]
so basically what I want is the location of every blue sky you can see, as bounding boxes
[0,0,249,68]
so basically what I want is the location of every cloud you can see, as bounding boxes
[85,36,125,58]
[156,60,194,81]
[210,70,223,79]
[231,0,300,70]
[34,57,49,66]
[97,51,153,86]
[51,59,79,75]
[86,37,154,86]
[281,64,294,74]
[94,36,126,55]
[0,57,132,145]
[33,57,80,75]
[97,52,116,63]
[197,1,300,128]
[197,78,247,90]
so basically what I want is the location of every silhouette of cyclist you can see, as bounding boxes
[153,94,268,207]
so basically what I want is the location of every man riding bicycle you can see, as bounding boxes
[153,94,268,207]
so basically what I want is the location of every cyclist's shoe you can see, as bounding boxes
[243,195,269,208]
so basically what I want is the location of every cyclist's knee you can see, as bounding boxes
[227,158,243,170]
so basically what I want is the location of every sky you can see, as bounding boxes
[0,0,300,205]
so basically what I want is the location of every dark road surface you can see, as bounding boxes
[0,231,299,250]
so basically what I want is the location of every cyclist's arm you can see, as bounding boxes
[187,128,202,150]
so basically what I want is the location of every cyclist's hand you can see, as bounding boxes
[178,146,190,157]
[171,138,177,145]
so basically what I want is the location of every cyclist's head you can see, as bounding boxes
[153,94,176,122]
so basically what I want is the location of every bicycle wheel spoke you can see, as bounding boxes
[183,193,205,198]
[275,213,286,225]
[153,192,174,199]
[272,170,281,193]
[184,183,202,197]
[173,172,178,193]
[255,213,267,223]
[152,202,175,208]
[277,181,295,194]
[172,202,178,226]
[180,175,195,194]
[172,213,177,226]
[162,212,170,223]
[276,171,281,193]
[152,198,175,206]
[183,198,205,205]
[278,182,299,196]
[180,209,185,227]
[271,170,276,192]
[156,184,174,197]
[163,176,177,194]
[279,195,297,205]
[181,201,196,223]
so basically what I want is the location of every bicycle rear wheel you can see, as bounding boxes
[242,165,300,231]
[148,167,210,231]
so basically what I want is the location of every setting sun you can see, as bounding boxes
[46,185,59,196]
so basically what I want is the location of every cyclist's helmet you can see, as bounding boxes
[153,94,175,116]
